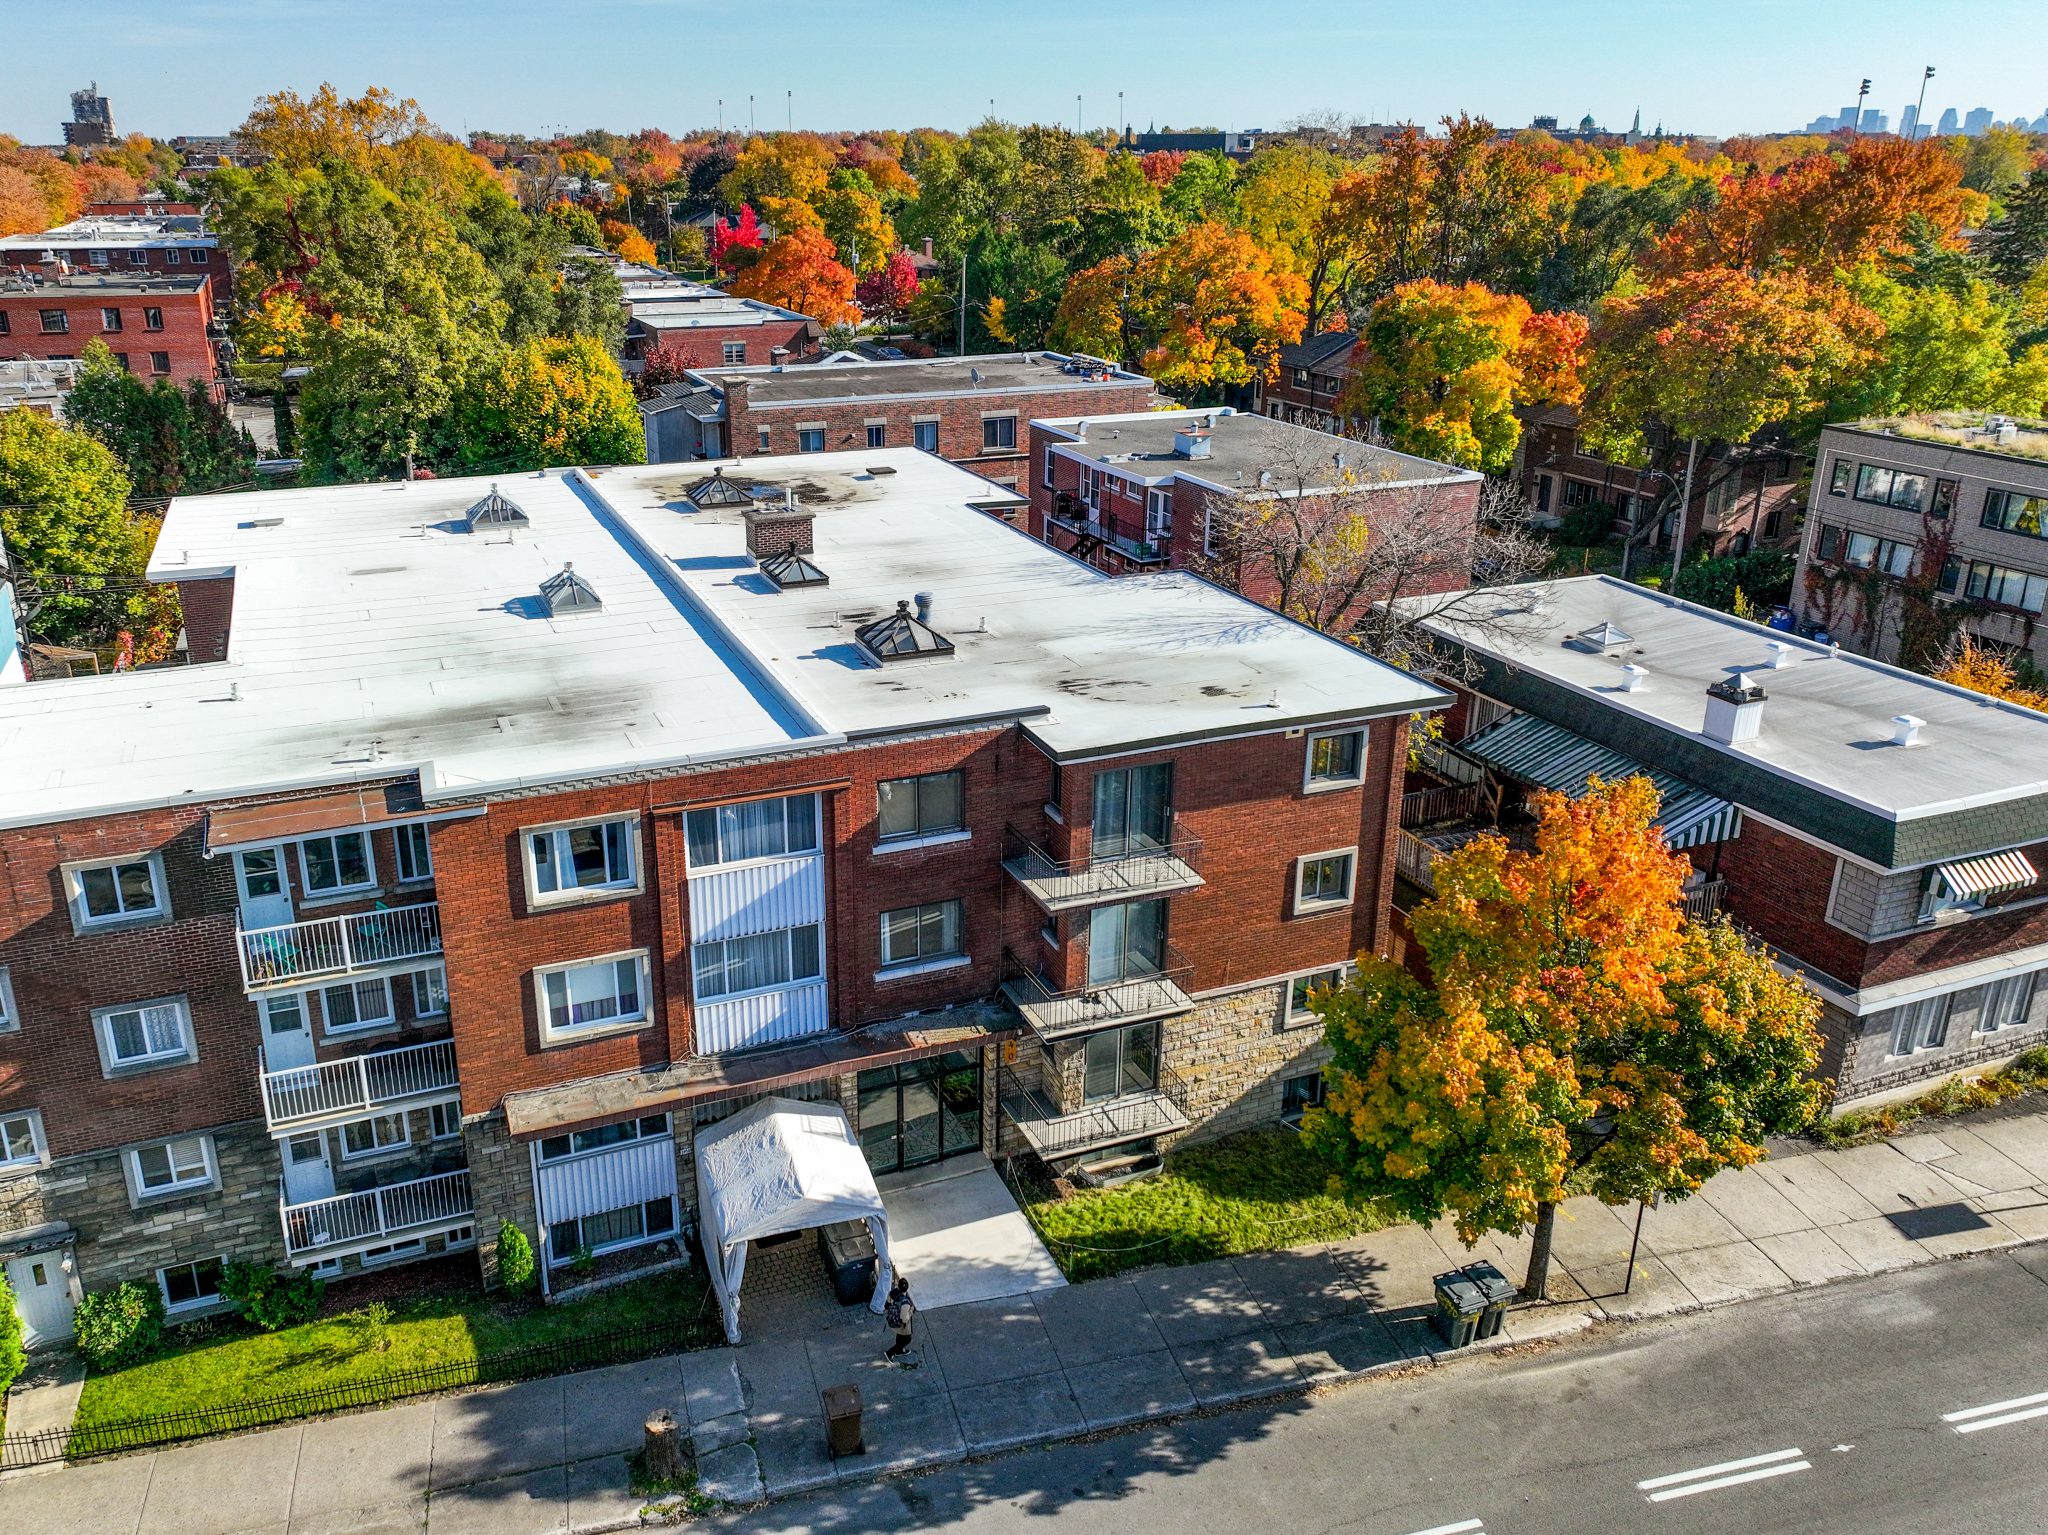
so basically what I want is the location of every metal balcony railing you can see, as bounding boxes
[260,1038,459,1132]
[280,1167,473,1259]
[1400,779,1490,828]
[1684,877,1728,923]
[237,901,441,991]
[1394,829,1442,894]
[1001,823,1204,913]
[1104,526,1170,563]
[1000,944,1195,1040]
[999,1062,1191,1160]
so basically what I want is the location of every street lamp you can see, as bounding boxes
[1914,66,1936,140]
[1852,77,1871,137]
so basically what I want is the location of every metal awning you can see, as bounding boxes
[1936,849,2038,900]
[1460,712,1742,852]
[204,783,482,856]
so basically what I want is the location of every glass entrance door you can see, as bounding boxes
[858,1052,983,1174]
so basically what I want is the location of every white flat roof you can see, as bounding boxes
[0,451,1439,827]
[0,215,213,249]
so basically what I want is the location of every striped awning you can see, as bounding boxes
[1459,712,1742,852]
[1936,849,2038,900]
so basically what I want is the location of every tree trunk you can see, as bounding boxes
[1522,1200,1559,1301]
[642,1409,685,1484]
[1668,435,1703,589]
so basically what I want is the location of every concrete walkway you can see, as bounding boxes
[8,1107,2048,1533]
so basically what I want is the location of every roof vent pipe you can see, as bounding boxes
[1766,640,1794,668]
[1892,714,1925,747]
[914,591,933,625]
[1621,664,1648,693]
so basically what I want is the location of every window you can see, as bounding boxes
[342,1112,410,1160]
[0,1110,45,1172]
[877,771,965,844]
[1853,463,1927,511]
[685,794,819,868]
[692,925,822,1000]
[143,307,164,331]
[430,1100,463,1141]
[163,249,181,265]
[1305,728,1366,789]
[1842,531,1915,579]
[158,1257,225,1313]
[0,966,16,1034]
[797,428,825,453]
[866,424,887,448]
[393,823,433,883]
[129,1135,214,1198]
[1930,479,1958,520]
[756,427,771,452]
[1295,849,1357,914]
[1287,967,1345,1025]
[1043,448,1056,488]
[0,312,8,334]
[1975,972,2037,1033]
[721,341,747,365]
[913,421,939,453]
[101,307,122,332]
[322,977,394,1034]
[410,965,448,1019]
[1093,762,1173,858]
[39,310,67,334]
[1948,559,2048,614]
[1814,523,1842,562]
[1889,995,1951,1057]
[538,1112,669,1162]
[1984,488,2048,539]
[538,953,648,1038]
[1561,479,1599,508]
[549,1195,677,1265]
[527,817,637,900]
[150,351,171,376]
[880,899,964,969]
[96,998,193,1071]
[299,831,374,895]
[1082,1021,1159,1104]
[112,352,129,371]
[359,1238,426,1266]
[981,415,1017,451]
[190,247,209,264]
[128,249,147,266]
[1145,486,1173,538]
[1280,1071,1327,1128]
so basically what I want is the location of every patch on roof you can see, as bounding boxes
[855,598,953,663]
[465,484,529,529]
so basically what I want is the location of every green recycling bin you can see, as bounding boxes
[1432,1269,1486,1349]
[1463,1261,1516,1339]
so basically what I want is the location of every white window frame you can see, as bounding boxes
[410,964,449,1019]
[0,965,17,1034]
[522,814,641,907]
[537,1111,671,1164]
[320,976,395,1037]
[190,246,209,264]
[1976,972,2037,1033]
[0,1108,48,1174]
[797,427,826,453]
[126,1134,217,1202]
[162,247,182,265]
[981,414,1018,452]
[721,341,747,365]
[691,924,824,1002]
[913,420,940,453]
[298,831,376,898]
[359,1238,427,1267]
[875,770,967,847]
[1303,727,1367,791]
[866,423,887,448]
[684,794,820,870]
[1043,447,1056,488]
[340,1111,412,1162]
[1888,994,1951,1058]
[65,852,169,931]
[93,995,196,1074]
[1144,486,1173,539]
[393,822,433,884]
[878,899,967,975]
[429,1100,463,1141]
[534,950,651,1045]
[1280,1070,1327,1128]
[157,1255,226,1315]
[1284,965,1348,1027]
[1293,848,1358,916]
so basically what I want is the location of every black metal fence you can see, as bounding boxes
[0,1309,723,1470]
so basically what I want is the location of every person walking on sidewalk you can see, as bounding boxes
[883,1274,916,1360]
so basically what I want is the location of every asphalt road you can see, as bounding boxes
[711,1245,2048,1535]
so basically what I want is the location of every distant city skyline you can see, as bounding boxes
[2,0,2046,144]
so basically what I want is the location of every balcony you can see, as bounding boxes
[1104,527,1170,564]
[1000,1063,1190,1160]
[1684,877,1727,923]
[237,901,442,992]
[1001,824,1203,914]
[1000,946,1195,1040]
[261,1038,459,1133]
[280,1166,473,1261]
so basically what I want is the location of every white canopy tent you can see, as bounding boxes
[693,1096,894,1344]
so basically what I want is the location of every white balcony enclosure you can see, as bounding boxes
[260,1038,459,1132]
[238,901,442,992]
[280,1167,473,1261]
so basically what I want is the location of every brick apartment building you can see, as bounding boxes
[1249,331,1357,433]
[1791,413,2048,670]
[1394,574,2048,1107]
[646,353,1154,488]
[1029,407,1481,609]
[0,272,220,390]
[0,213,230,307]
[620,280,818,376]
[0,451,1440,1344]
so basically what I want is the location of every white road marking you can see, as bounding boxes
[1638,1447,1812,1502]
[1944,1389,2048,1434]
[1399,1522,1483,1535]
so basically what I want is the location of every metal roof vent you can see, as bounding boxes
[1568,620,1633,654]
[465,483,529,529]
[855,599,955,663]
[539,563,602,617]
[686,469,754,508]
[760,549,829,589]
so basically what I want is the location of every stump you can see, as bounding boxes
[643,1409,685,1484]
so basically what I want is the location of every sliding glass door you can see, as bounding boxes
[1086,899,1167,986]
[1092,763,1173,858]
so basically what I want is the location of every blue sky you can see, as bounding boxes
[3,0,2044,144]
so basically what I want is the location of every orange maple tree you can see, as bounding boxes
[728,227,859,325]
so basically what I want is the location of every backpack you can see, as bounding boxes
[885,1295,907,1329]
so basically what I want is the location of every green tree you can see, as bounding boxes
[0,410,142,642]
[300,315,479,482]
[543,201,605,248]
[1959,126,2036,200]
[455,334,646,470]
[0,1270,24,1397]
[1307,778,1826,1299]
[1835,264,2048,419]
[65,341,257,498]
[1984,168,2048,291]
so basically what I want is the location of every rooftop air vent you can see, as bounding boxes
[760,549,829,589]
[465,483,529,530]
[686,469,754,508]
[1568,620,1633,654]
[539,563,602,617]
[855,599,955,664]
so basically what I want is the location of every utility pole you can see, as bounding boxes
[1914,65,1935,140]
[1669,436,1702,590]
[717,98,723,133]
[1852,77,1870,137]
[749,95,755,135]
[957,252,968,357]
[1119,90,1125,142]
[786,90,791,132]
[1076,94,1082,135]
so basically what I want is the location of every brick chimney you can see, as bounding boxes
[743,494,814,559]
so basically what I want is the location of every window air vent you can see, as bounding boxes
[855,598,954,663]
[760,549,829,589]
[465,483,529,529]
[539,563,602,617]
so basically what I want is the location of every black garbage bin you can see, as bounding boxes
[817,1218,877,1305]
[1463,1261,1516,1339]
[1432,1268,1486,1349]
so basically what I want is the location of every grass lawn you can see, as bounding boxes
[1020,1128,1395,1283]
[73,1262,717,1435]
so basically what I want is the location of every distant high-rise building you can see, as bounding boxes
[1937,107,1961,135]
[1859,108,1888,134]
[62,82,116,148]
[1964,106,1994,136]
[1837,104,1860,131]
[1899,104,1920,139]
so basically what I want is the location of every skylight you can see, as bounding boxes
[855,600,954,663]
[465,484,529,529]
[539,563,602,617]
[686,469,756,508]
[760,549,829,589]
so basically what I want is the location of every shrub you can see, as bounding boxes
[219,1261,324,1332]
[0,1271,25,1396]
[353,1301,393,1354]
[1555,500,1620,547]
[73,1280,164,1370]
[496,1219,537,1294]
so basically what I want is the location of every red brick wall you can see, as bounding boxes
[1,248,230,305]
[633,320,813,369]
[176,576,234,664]
[0,284,217,385]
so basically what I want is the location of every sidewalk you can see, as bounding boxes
[8,1106,2048,1534]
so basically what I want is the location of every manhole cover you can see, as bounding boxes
[1886,1202,1992,1241]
